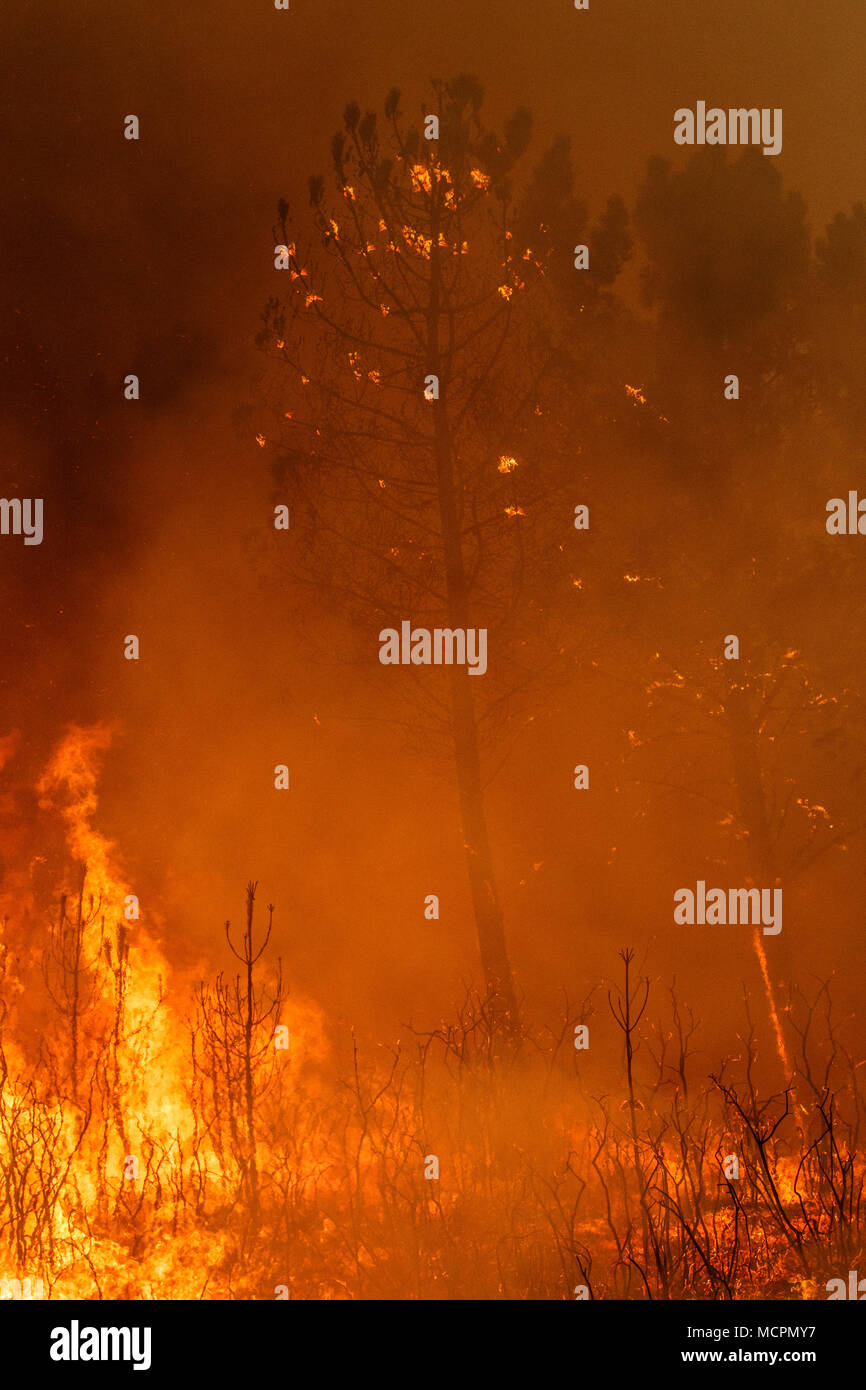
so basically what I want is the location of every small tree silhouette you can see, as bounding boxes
[41,865,105,1104]
[609,947,650,1271]
[192,882,285,1226]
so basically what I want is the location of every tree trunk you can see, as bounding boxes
[727,688,792,1074]
[447,666,518,1022]
[426,187,518,1025]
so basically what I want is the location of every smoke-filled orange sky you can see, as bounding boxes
[1,0,865,1053]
